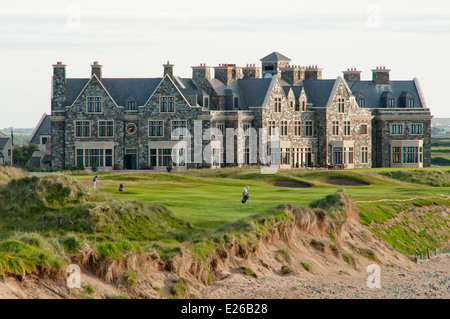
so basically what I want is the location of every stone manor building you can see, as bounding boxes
[49,52,432,171]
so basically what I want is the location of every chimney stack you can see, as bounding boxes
[214,64,241,84]
[163,61,174,78]
[91,61,103,80]
[192,63,212,82]
[280,65,301,85]
[343,68,362,82]
[304,65,323,80]
[52,62,67,113]
[242,64,261,79]
[372,66,391,85]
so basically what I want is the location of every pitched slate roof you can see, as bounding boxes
[237,78,274,108]
[102,78,162,106]
[347,80,423,108]
[66,79,90,106]
[260,52,291,62]
[0,137,10,150]
[301,79,337,107]
[65,78,163,107]
[30,114,51,144]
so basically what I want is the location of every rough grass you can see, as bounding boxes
[379,170,450,187]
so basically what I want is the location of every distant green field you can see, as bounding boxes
[431,137,450,166]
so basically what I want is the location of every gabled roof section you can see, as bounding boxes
[144,74,199,107]
[260,52,291,62]
[30,113,51,144]
[102,78,162,106]
[0,137,11,150]
[66,78,162,107]
[301,79,337,107]
[237,78,274,108]
[67,74,119,108]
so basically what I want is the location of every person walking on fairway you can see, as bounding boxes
[242,186,250,204]
[93,176,98,189]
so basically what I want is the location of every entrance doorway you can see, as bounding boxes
[125,149,138,169]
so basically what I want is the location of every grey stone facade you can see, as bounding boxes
[49,52,432,170]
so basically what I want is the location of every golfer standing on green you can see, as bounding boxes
[242,186,250,204]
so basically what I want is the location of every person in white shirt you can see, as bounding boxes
[242,186,250,204]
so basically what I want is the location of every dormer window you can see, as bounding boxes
[126,101,137,111]
[204,97,209,108]
[234,97,239,109]
[358,99,366,108]
[408,98,414,108]
[389,99,396,108]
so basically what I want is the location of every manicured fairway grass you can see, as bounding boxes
[75,167,450,232]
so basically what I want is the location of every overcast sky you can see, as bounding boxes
[1,0,449,129]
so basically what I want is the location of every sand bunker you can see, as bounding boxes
[322,177,369,186]
[267,180,312,188]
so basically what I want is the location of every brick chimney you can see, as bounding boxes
[192,63,212,82]
[214,64,241,84]
[343,68,362,82]
[280,65,305,85]
[242,64,261,79]
[91,61,103,80]
[305,65,323,80]
[163,61,174,78]
[52,62,67,113]
[372,66,391,85]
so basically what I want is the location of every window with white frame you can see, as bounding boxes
[216,123,225,135]
[332,121,339,136]
[280,121,288,136]
[301,100,306,112]
[361,147,369,164]
[98,120,114,138]
[171,120,187,138]
[389,99,396,108]
[274,97,281,113]
[160,96,175,113]
[410,124,423,135]
[243,123,251,136]
[75,121,91,138]
[392,147,401,163]
[76,148,113,167]
[338,98,345,113]
[126,101,137,111]
[87,97,102,113]
[268,120,277,136]
[148,120,164,137]
[358,99,366,108]
[390,124,403,135]
[305,121,313,137]
[294,121,301,136]
[343,121,351,136]
[408,98,414,108]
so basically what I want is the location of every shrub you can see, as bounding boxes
[300,261,311,272]
[281,265,294,274]
[358,248,377,261]
[123,270,138,286]
[341,251,356,268]
[240,266,258,278]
